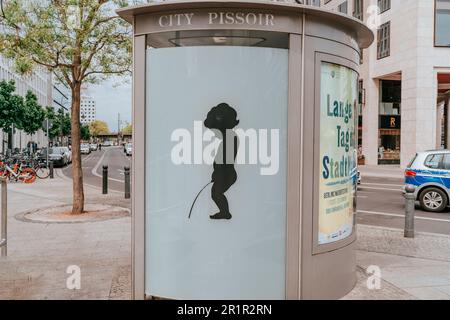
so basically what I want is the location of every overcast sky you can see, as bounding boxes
[87,77,132,133]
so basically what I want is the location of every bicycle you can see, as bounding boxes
[0,158,37,184]
[27,156,50,179]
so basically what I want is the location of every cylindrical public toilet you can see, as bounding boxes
[118,0,373,300]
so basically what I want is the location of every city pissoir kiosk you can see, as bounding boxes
[117,0,374,300]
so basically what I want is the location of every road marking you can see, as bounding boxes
[361,182,404,187]
[91,148,125,183]
[358,210,450,223]
[358,186,402,192]
[56,168,123,195]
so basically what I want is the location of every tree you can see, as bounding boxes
[81,124,91,141]
[0,80,24,149]
[0,0,132,214]
[89,120,109,138]
[44,106,58,140]
[122,123,132,135]
[45,107,71,143]
[18,91,46,136]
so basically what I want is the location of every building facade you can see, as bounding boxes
[0,55,53,153]
[80,92,97,125]
[309,0,450,167]
[53,84,70,112]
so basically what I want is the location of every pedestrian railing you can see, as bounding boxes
[0,177,7,257]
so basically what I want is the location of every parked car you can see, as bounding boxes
[405,150,450,212]
[90,143,98,151]
[61,147,72,163]
[125,143,132,156]
[81,144,91,155]
[47,147,71,167]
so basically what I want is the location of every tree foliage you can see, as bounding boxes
[0,0,132,85]
[81,124,91,141]
[19,90,46,135]
[89,119,109,136]
[122,123,132,135]
[46,107,71,140]
[0,80,46,138]
[0,80,23,132]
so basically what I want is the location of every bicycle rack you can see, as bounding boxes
[0,177,7,257]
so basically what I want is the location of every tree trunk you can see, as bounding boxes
[71,81,85,215]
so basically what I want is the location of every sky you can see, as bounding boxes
[87,77,132,133]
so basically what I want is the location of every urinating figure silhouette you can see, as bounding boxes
[204,103,239,220]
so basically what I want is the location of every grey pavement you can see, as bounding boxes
[345,225,450,300]
[0,173,131,300]
[359,165,404,178]
[1,170,450,299]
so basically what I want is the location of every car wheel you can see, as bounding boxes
[419,187,448,213]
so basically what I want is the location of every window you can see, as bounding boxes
[377,22,390,59]
[338,1,348,14]
[306,0,321,6]
[435,0,450,46]
[443,154,450,170]
[378,80,401,165]
[353,0,363,20]
[378,0,391,13]
[424,154,444,169]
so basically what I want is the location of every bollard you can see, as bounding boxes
[404,185,416,238]
[124,166,131,199]
[102,165,108,195]
[49,161,54,179]
[1,177,7,257]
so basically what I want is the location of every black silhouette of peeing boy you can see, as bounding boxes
[203,103,239,220]
[187,103,240,221]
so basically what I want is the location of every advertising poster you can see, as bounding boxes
[318,62,358,245]
[146,46,288,299]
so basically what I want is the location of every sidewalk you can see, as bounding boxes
[1,172,450,300]
[0,172,131,300]
[359,165,404,179]
[345,225,450,300]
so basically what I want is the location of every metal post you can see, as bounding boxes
[49,161,54,179]
[103,165,108,195]
[124,166,131,199]
[1,177,7,257]
[404,185,416,238]
[46,119,49,168]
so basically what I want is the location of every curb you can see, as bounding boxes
[358,223,450,239]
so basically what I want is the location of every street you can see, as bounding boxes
[60,148,450,235]
[358,175,450,235]
[61,146,131,192]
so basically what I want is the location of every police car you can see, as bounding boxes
[405,150,450,212]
